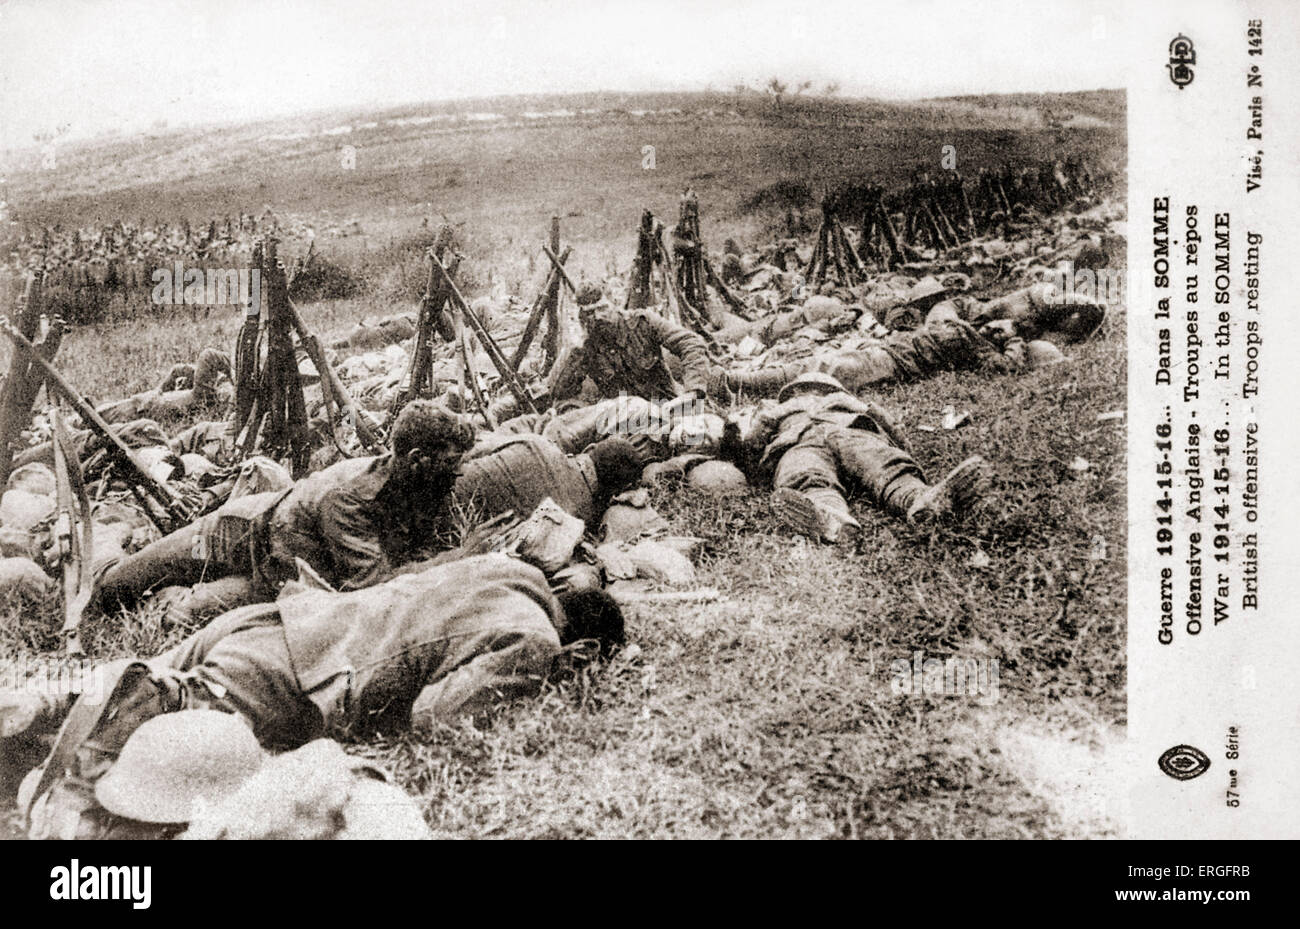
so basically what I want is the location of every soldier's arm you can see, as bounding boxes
[749,399,800,443]
[542,403,606,453]
[317,494,393,591]
[969,286,1033,326]
[645,312,711,396]
[545,343,588,402]
[409,628,561,725]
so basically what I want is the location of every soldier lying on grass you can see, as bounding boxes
[447,433,644,532]
[96,348,233,424]
[95,400,475,614]
[718,372,989,544]
[2,550,624,839]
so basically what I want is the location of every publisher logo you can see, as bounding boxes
[1167,34,1196,89]
[1158,744,1211,781]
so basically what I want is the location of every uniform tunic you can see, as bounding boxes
[156,554,564,747]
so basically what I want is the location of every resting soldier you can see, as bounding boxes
[96,400,475,612]
[97,349,233,424]
[547,285,711,404]
[448,434,644,530]
[722,373,988,543]
[547,284,848,405]
[816,316,1021,394]
[969,280,1105,343]
[3,553,625,838]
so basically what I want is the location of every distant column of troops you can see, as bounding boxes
[0,212,279,324]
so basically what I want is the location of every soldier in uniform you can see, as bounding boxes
[814,316,1022,394]
[447,434,644,531]
[722,372,989,543]
[546,285,852,405]
[95,401,476,612]
[969,280,1106,343]
[4,553,626,838]
[97,348,233,424]
[547,284,712,404]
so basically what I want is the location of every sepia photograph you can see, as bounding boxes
[0,0,1292,882]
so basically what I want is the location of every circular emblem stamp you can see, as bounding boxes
[1158,744,1211,781]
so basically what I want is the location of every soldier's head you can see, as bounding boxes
[576,282,605,307]
[585,436,645,502]
[576,285,620,343]
[668,413,725,455]
[977,318,1017,348]
[554,586,626,659]
[720,252,745,284]
[389,400,476,497]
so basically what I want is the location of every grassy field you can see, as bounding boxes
[1,90,1127,838]
[354,316,1128,840]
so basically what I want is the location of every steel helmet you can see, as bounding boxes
[94,710,265,824]
[777,371,846,403]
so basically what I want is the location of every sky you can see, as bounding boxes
[0,0,1132,148]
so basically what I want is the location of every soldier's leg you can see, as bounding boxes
[96,392,150,425]
[826,425,987,523]
[97,504,258,610]
[709,361,807,401]
[96,519,211,610]
[770,432,861,543]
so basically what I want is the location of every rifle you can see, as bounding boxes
[427,255,540,416]
[230,242,263,445]
[511,245,571,371]
[52,409,93,656]
[626,211,658,310]
[261,248,312,477]
[392,236,457,417]
[282,292,381,453]
[455,306,496,430]
[1,322,191,533]
[702,257,755,320]
[540,244,578,295]
[542,216,562,372]
[653,238,721,352]
[0,273,54,488]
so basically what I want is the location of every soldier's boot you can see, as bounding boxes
[771,488,861,545]
[904,456,989,525]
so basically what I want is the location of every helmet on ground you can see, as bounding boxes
[777,371,846,403]
[1025,340,1067,367]
[94,709,265,824]
[685,459,749,496]
[904,276,947,307]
